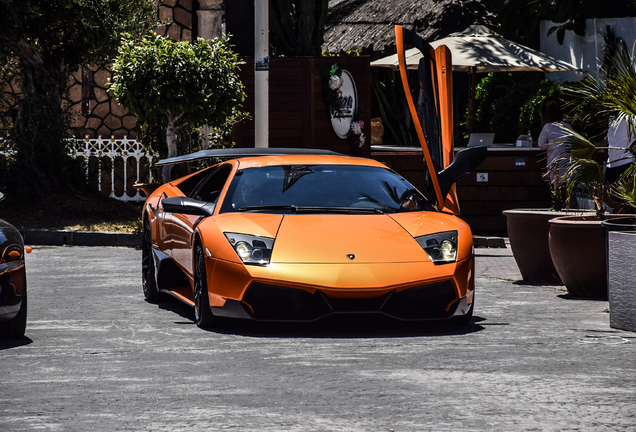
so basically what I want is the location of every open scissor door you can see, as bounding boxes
[395,25,460,214]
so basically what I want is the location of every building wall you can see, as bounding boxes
[232,56,372,156]
[540,17,636,83]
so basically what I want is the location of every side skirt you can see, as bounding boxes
[152,247,194,304]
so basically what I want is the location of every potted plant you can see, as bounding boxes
[545,123,636,298]
[503,143,593,284]
[547,47,636,299]
[503,87,597,283]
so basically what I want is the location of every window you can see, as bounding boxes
[190,164,233,203]
[219,164,433,214]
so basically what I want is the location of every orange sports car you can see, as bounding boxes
[142,146,483,328]
[141,26,486,327]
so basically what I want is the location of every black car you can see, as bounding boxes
[0,190,27,339]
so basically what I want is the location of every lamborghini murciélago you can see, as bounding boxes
[140,25,486,328]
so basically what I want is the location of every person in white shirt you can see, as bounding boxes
[538,100,573,190]
[605,116,635,183]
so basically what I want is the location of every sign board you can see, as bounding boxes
[476,173,488,182]
[329,70,358,139]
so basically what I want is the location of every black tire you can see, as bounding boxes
[194,241,216,328]
[0,285,27,340]
[142,217,160,302]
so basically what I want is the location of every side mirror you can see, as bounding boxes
[162,197,215,217]
[437,146,488,199]
[0,189,5,202]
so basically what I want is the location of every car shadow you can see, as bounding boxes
[512,280,564,287]
[509,281,609,302]
[0,336,33,350]
[154,295,485,337]
[510,281,610,302]
[212,316,485,338]
[556,293,608,301]
[154,295,198,323]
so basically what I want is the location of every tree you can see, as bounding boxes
[110,34,247,183]
[468,72,561,143]
[0,0,158,196]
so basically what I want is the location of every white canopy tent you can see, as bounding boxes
[371,24,583,73]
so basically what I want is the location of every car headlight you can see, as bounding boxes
[224,233,274,266]
[415,231,458,264]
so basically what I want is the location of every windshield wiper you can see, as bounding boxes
[238,205,384,214]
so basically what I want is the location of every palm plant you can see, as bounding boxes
[557,45,636,218]
[552,128,606,218]
[564,43,636,129]
[612,162,636,211]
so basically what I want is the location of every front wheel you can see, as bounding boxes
[194,241,216,328]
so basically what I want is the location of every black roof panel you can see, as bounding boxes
[156,148,343,166]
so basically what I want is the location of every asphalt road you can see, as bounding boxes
[1,245,635,431]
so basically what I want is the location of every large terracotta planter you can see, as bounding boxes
[503,209,588,282]
[548,214,625,298]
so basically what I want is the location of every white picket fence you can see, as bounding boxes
[67,136,158,202]
[0,135,156,202]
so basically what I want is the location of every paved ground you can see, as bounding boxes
[1,244,635,431]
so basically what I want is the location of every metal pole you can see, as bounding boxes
[254,0,269,148]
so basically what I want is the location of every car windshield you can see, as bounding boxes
[219,164,433,214]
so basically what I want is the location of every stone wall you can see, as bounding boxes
[157,0,196,43]
[68,66,138,139]
[68,0,198,139]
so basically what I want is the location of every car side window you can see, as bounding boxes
[190,164,232,203]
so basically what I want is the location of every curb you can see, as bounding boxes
[19,229,142,248]
[473,236,507,248]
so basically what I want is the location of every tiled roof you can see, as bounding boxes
[322,0,494,54]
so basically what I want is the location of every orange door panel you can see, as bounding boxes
[395,25,460,214]
[170,213,199,277]
[434,45,460,214]
[158,185,190,260]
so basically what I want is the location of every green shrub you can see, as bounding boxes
[464,72,562,143]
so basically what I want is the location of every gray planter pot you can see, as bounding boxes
[606,229,636,332]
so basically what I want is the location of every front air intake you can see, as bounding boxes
[243,283,331,321]
[381,282,457,320]
[242,281,458,321]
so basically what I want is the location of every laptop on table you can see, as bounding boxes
[467,133,495,147]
